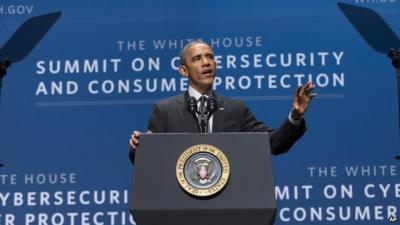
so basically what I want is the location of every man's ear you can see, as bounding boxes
[179,65,188,77]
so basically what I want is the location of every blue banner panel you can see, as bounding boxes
[0,0,399,224]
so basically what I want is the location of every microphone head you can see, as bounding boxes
[207,96,218,114]
[0,58,11,77]
[187,96,197,113]
[3,58,11,67]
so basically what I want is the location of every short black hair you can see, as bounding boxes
[179,40,210,66]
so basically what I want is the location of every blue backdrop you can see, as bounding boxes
[1,0,399,224]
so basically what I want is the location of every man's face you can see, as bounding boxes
[179,43,217,93]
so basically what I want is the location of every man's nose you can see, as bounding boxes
[201,57,211,66]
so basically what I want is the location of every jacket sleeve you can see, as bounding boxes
[147,103,165,133]
[270,119,306,155]
[129,103,165,165]
[240,102,306,155]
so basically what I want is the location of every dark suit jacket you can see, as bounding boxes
[130,91,306,163]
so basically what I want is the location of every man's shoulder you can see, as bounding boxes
[153,91,246,108]
[155,92,185,107]
[215,93,245,107]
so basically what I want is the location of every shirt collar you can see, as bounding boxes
[188,86,210,100]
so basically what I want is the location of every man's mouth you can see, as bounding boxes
[201,69,214,77]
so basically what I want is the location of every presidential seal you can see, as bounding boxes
[176,144,230,197]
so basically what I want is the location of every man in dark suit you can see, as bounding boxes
[129,40,315,162]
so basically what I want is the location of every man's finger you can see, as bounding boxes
[133,130,141,138]
[304,83,316,96]
[129,139,136,151]
[295,86,302,97]
[304,82,313,91]
[305,86,315,95]
[299,84,307,96]
[130,134,136,142]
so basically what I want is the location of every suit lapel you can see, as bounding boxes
[212,93,226,133]
[176,92,200,132]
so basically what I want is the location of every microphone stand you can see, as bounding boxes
[201,97,218,133]
[0,75,3,105]
[0,59,11,106]
[387,49,400,160]
[395,67,400,160]
[0,59,11,168]
[395,66,400,160]
[199,110,209,133]
[197,96,209,133]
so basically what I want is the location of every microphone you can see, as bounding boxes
[187,96,218,133]
[206,96,218,120]
[187,96,198,119]
[0,59,11,77]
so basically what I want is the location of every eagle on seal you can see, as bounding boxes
[192,157,214,184]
